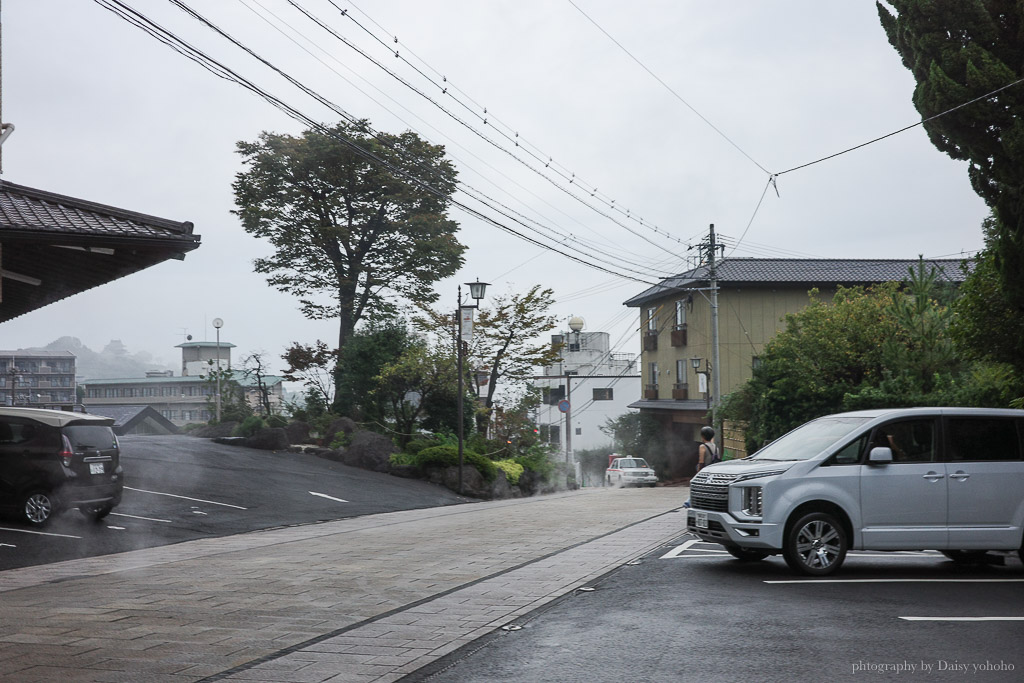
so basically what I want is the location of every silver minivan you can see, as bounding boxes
[688,407,1024,575]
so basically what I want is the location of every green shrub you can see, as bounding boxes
[494,459,524,486]
[390,451,417,466]
[329,431,352,450]
[416,445,497,482]
[233,415,266,438]
[514,445,557,479]
[266,415,288,429]
[405,437,440,456]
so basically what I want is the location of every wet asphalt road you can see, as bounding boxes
[413,533,1024,683]
[0,434,469,570]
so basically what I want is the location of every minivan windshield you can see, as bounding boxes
[749,417,871,462]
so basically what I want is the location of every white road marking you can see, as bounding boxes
[125,486,247,509]
[110,512,172,523]
[661,539,727,558]
[766,578,1024,584]
[900,616,1024,621]
[309,491,349,503]
[106,526,126,530]
[0,527,82,539]
[0,543,16,548]
[192,510,208,516]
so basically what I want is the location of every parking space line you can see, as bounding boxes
[766,579,1024,584]
[125,487,248,509]
[900,616,1024,621]
[0,527,82,539]
[109,512,173,523]
[309,491,349,503]
[901,618,1019,622]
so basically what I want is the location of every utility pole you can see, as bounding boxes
[708,224,721,423]
[691,224,723,439]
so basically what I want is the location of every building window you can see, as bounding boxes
[647,307,657,331]
[675,299,687,327]
[543,385,566,405]
[752,356,763,370]
[676,359,689,383]
[649,362,659,386]
[593,388,613,401]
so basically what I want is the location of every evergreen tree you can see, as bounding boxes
[878,1,1024,311]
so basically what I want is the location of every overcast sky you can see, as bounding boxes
[0,1,988,374]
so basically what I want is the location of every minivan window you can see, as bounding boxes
[825,434,867,466]
[946,418,1021,461]
[868,419,935,462]
[749,417,871,461]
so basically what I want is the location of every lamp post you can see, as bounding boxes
[457,279,489,495]
[213,318,224,422]
[690,357,712,417]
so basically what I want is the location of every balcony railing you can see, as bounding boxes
[671,324,688,347]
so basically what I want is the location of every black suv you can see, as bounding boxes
[0,407,124,525]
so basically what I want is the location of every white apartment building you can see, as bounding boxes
[533,320,640,459]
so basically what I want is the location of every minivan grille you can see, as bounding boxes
[690,472,738,512]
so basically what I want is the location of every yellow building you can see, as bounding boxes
[624,257,968,478]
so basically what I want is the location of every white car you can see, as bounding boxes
[606,457,658,488]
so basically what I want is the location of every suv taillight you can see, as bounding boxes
[60,434,75,467]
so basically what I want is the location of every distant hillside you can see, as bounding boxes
[37,337,173,379]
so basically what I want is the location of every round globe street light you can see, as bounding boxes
[213,318,224,423]
[457,280,489,495]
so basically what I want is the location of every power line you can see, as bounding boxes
[171,0,670,281]
[237,0,662,268]
[776,76,1024,177]
[97,0,661,286]
[566,0,770,175]
[285,0,690,260]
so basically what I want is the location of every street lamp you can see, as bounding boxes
[691,357,712,417]
[457,279,489,495]
[213,318,224,423]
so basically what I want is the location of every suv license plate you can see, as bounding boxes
[89,463,104,475]
[694,510,708,529]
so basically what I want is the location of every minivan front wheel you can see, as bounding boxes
[784,511,848,576]
[21,490,56,526]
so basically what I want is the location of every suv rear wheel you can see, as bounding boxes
[79,504,113,522]
[21,490,55,526]
[783,511,848,576]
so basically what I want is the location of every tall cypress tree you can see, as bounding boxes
[877,1,1024,308]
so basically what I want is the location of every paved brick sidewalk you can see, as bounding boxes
[0,487,688,682]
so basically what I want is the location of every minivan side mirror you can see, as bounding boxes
[868,446,893,465]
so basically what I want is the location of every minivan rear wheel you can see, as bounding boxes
[783,511,848,576]
[21,490,55,526]
[79,504,113,522]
